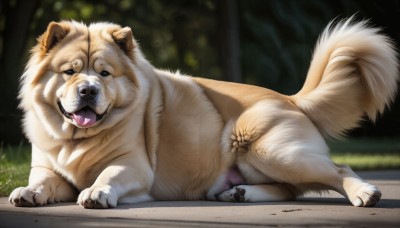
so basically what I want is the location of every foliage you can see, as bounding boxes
[27,0,221,77]
[239,0,400,94]
[1,0,399,144]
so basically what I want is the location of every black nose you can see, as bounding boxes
[79,85,98,100]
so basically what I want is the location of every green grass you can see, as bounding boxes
[328,138,400,170]
[331,153,400,170]
[0,138,399,197]
[0,143,30,197]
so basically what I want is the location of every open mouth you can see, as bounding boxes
[57,102,107,128]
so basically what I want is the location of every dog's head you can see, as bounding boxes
[20,21,148,139]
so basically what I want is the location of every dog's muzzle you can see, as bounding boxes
[57,85,107,128]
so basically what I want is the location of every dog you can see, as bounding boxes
[9,17,398,208]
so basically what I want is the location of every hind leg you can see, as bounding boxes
[217,163,380,206]
[227,104,381,206]
[329,163,381,207]
[242,131,381,207]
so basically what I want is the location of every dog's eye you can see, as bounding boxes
[100,70,110,77]
[64,69,75,75]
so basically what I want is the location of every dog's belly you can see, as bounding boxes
[150,165,219,200]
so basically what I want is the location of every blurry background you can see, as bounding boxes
[1,0,400,145]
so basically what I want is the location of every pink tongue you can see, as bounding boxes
[72,109,97,127]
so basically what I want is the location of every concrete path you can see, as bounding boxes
[1,170,399,227]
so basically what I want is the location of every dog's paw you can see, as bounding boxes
[218,186,247,202]
[78,185,117,209]
[9,186,52,207]
[349,183,381,207]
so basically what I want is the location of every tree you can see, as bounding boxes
[0,0,399,145]
[0,0,39,144]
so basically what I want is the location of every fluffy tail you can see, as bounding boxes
[291,18,399,139]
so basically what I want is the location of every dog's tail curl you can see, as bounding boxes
[292,18,399,139]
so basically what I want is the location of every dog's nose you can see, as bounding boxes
[79,85,98,100]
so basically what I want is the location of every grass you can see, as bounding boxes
[332,153,400,170]
[0,138,399,197]
[328,138,400,170]
[0,143,30,197]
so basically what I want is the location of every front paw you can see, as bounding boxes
[9,186,52,207]
[78,185,117,209]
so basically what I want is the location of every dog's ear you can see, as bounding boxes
[111,27,136,56]
[40,21,70,53]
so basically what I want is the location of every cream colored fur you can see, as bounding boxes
[9,18,398,209]
[293,19,398,138]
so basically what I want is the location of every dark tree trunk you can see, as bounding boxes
[218,0,242,82]
[0,0,39,144]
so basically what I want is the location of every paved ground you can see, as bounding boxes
[1,170,399,227]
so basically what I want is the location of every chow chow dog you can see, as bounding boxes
[9,17,398,208]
